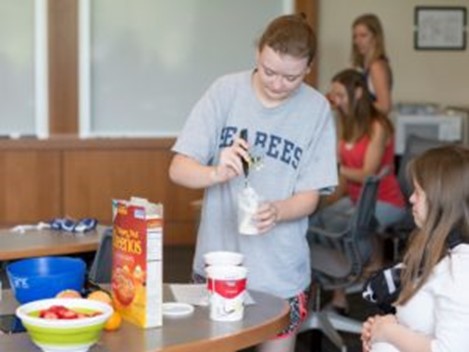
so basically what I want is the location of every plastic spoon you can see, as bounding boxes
[239,129,249,187]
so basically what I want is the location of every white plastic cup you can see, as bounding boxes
[237,187,261,235]
[206,265,247,322]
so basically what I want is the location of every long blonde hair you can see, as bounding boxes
[351,14,388,69]
[397,145,469,304]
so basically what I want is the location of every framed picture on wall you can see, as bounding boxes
[414,6,467,50]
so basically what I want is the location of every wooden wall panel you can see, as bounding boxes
[296,0,319,87]
[62,150,171,220]
[62,149,202,245]
[0,151,61,224]
[165,223,199,246]
[48,0,79,134]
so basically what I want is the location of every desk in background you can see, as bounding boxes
[0,226,106,261]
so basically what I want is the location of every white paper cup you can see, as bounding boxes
[206,265,247,322]
[237,187,261,235]
[203,251,244,267]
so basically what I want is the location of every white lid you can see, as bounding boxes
[204,251,244,266]
[162,302,194,317]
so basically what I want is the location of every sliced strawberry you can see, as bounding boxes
[42,311,59,320]
[39,309,48,318]
[60,309,79,319]
[88,311,103,317]
[48,305,68,313]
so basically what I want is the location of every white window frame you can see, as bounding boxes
[35,0,49,138]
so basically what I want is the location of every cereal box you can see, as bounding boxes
[111,197,163,328]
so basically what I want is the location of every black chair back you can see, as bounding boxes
[88,227,113,283]
[308,171,384,289]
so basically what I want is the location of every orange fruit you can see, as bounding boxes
[56,289,82,299]
[87,290,113,306]
[104,311,122,331]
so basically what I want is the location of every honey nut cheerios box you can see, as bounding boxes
[111,197,163,328]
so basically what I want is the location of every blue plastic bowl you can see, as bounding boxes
[7,256,86,304]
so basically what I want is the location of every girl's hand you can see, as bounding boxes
[369,314,398,342]
[254,202,279,233]
[362,314,398,351]
[212,136,250,184]
[361,315,376,352]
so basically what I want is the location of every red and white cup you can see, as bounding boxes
[205,265,247,321]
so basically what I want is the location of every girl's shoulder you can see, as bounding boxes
[433,244,469,277]
[370,118,388,133]
[369,57,393,79]
[369,58,390,73]
[369,118,393,143]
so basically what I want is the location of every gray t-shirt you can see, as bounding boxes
[172,70,338,298]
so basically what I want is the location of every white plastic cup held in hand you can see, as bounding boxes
[237,186,261,235]
[206,265,247,322]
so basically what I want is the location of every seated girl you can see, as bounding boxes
[310,69,405,314]
[361,145,469,351]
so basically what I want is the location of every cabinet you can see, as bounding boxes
[0,137,202,245]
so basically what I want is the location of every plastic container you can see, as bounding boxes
[16,298,113,352]
[7,256,86,304]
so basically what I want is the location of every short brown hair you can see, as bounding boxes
[257,14,317,65]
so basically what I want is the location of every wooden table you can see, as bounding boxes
[0,287,290,352]
[0,226,106,261]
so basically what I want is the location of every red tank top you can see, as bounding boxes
[339,135,405,208]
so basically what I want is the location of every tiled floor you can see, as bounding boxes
[1,246,380,352]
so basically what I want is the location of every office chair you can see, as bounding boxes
[300,171,385,352]
[88,227,113,283]
[381,134,456,261]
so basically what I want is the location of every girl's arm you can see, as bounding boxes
[340,122,388,183]
[255,190,320,234]
[169,136,250,189]
[366,315,431,352]
[369,60,392,115]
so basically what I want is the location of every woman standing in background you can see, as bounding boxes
[352,13,393,115]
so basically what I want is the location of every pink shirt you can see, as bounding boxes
[339,135,405,208]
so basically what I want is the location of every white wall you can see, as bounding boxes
[317,0,469,108]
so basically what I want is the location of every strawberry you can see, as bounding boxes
[41,311,59,319]
[59,309,79,319]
